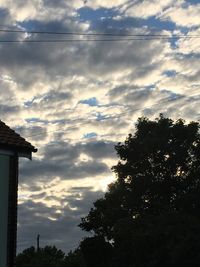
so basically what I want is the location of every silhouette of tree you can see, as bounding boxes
[16,246,87,267]
[16,246,35,267]
[80,236,112,267]
[79,115,200,266]
[64,249,86,267]
[16,246,65,267]
[112,212,200,267]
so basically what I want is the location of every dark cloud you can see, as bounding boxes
[20,158,109,181]
[17,188,104,252]
[15,125,47,141]
[82,141,116,158]
[19,141,115,182]
[23,90,73,113]
[0,104,19,114]
[0,8,11,25]
[43,0,68,8]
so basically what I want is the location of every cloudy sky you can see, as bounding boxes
[0,0,200,253]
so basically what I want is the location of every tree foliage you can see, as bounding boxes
[16,246,66,267]
[16,246,86,267]
[64,249,86,267]
[80,236,112,267]
[79,115,200,266]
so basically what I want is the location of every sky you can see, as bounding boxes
[0,0,200,253]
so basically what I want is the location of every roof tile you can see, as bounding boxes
[0,120,37,153]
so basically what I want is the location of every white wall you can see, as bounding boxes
[0,154,10,267]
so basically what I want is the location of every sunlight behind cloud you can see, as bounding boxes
[98,175,116,192]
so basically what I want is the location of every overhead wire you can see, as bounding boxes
[0,28,199,43]
[0,28,199,38]
[3,28,199,139]
[0,37,199,43]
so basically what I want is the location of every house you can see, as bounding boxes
[0,120,37,267]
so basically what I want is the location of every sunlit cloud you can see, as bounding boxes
[0,0,199,253]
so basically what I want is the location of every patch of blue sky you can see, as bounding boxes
[17,21,35,30]
[95,112,109,121]
[78,8,181,49]
[141,16,176,32]
[142,16,194,36]
[18,19,68,32]
[160,89,183,101]
[183,0,200,5]
[78,6,192,48]
[25,118,66,124]
[51,119,67,124]
[140,17,192,49]
[24,101,33,107]
[79,97,99,107]
[78,7,177,32]
[176,53,200,59]
[145,84,156,91]
[78,7,140,31]
[169,93,183,101]
[162,70,177,77]
[78,7,119,22]
[24,97,35,107]
[167,37,179,49]
[83,132,97,139]
[25,118,48,124]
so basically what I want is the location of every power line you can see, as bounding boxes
[0,28,199,43]
[0,28,199,38]
[0,29,200,39]
[0,36,199,43]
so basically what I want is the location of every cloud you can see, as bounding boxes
[160,3,200,27]
[176,28,200,54]
[79,0,126,9]
[17,188,104,252]
[0,0,199,254]
[19,141,116,184]
[0,0,76,22]
[123,0,175,19]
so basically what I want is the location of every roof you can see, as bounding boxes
[0,120,37,153]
